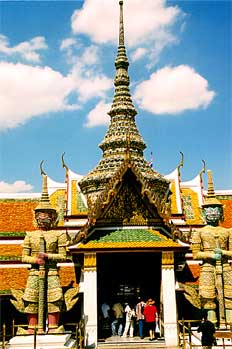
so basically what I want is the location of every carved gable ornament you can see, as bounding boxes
[92,166,164,227]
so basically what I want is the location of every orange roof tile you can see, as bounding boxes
[0,200,38,232]
[0,245,22,257]
[0,265,78,293]
[220,199,232,228]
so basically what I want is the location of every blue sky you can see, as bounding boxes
[0,0,231,193]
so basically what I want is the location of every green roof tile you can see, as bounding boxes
[90,229,165,243]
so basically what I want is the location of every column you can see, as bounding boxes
[83,252,97,348]
[161,251,178,346]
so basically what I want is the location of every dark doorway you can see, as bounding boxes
[97,252,161,339]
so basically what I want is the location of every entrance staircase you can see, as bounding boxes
[97,336,169,349]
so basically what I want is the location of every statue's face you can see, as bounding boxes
[35,211,53,230]
[202,206,222,225]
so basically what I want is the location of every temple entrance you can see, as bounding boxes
[97,252,161,339]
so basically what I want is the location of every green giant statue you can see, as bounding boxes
[191,170,232,326]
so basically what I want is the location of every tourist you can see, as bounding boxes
[197,311,216,349]
[122,302,136,338]
[143,299,158,341]
[101,301,111,337]
[136,297,145,339]
[111,300,124,336]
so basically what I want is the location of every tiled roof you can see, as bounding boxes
[77,229,181,249]
[0,244,22,257]
[59,266,79,287]
[170,181,179,214]
[0,199,38,232]
[187,263,200,283]
[220,199,232,228]
[181,188,204,225]
[0,265,78,294]
[0,268,28,293]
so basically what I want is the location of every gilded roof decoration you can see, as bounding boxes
[85,158,171,230]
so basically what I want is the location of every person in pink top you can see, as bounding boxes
[143,299,158,341]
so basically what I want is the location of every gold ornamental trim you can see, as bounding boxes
[84,253,97,271]
[162,251,174,269]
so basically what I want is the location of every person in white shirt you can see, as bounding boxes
[122,303,136,338]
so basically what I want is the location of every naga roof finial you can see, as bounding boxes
[199,159,206,181]
[61,152,69,173]
[177,151,184,172]
[119,1,124,46]
[40,160,46,176]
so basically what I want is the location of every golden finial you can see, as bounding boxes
[177,151,184,172]
[61,152,69,173]
[119,0,124,46]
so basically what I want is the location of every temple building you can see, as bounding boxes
[0,1,231,348]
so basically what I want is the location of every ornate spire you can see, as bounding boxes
[79,1,168,200]
[119,1,124,46]
[203,170,222,206]
[35,161,56,212]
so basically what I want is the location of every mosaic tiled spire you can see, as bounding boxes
[79,1,168,197]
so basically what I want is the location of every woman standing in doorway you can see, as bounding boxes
[143,299,158,341]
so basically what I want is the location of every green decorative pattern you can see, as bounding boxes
[182,195,195,219]
[0,256,22,261]
[0,231,26,237]
[77,192,87,212]
[90,229,164,243]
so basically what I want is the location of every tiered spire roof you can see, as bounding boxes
[79,1,168,198]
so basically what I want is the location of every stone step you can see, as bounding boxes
[97,337,167,349]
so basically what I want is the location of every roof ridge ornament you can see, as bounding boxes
[177,151,184,172]
[61,152,69,173]
[199,159,206,181]
[40,160,46,176]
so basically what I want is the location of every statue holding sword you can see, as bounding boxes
[21,164,68,334]
[191,170,232,326]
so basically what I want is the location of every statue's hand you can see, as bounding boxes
[36,257,45,265]
[38,252,48,259]
[221,250,232,257]
[214,248,222,255]
[212,253,222,260]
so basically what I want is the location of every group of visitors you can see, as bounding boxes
[100,297,160,341]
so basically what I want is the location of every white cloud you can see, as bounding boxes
[60,38,77,51]
[84,101,111,127]
[0,35,47,63]
[134,65,216,114]
[70,45,112,102]
[131,47,147,62]
[0,180,33,193]
[0,62,78,130]
[71,0,183,66]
